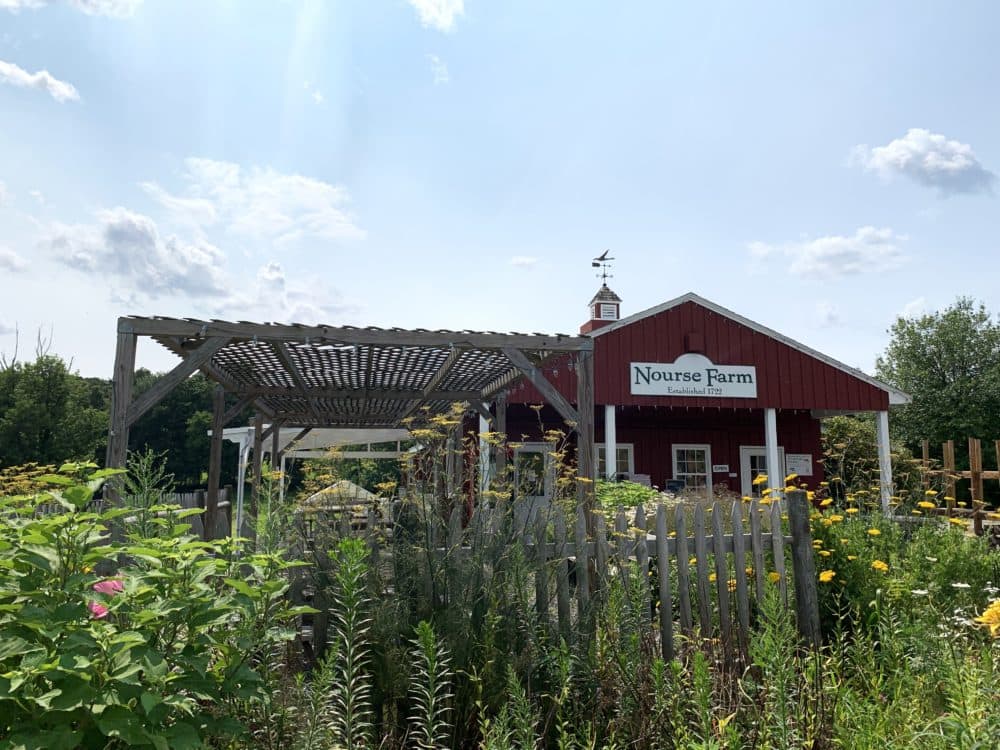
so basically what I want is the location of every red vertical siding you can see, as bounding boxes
[508,299,889,412]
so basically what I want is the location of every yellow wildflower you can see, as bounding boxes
[753,474,768,486]
[818,550,831,557]
[708,573,717,583]
[974,600,1000,637]
[847,555,858,561]
[768,571,782,583]
[917,501,936,509]
[785,473,798,483]
[924,489,938,496]
[829,514,844,523]
[871,560,889,572]
[948,517,966,526]
[867,528,881,537]
[846,508,859,515]
[819,570,836,583]
[820,498,834,508]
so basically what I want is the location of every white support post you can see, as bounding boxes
[605,404,617,480]
[876,410,893,514]
[478,414,492,493]
[234,430,251,540]
[764,408,782,500]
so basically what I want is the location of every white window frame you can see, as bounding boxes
[671,443,713,496]
[739,445,786,498]
[594,443,635,479]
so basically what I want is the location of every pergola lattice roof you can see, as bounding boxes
[119,316,593,428]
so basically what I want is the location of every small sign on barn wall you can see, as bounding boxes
[712,464,729,473]
[630,353,758,398]
[785,453,813,477]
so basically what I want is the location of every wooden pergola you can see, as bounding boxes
[106,316,595,535]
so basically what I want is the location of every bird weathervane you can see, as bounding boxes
[592,249,614,282]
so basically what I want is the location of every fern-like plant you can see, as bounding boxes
[329,537,374,749]
[408,619,454,749]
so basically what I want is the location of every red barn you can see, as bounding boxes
[500,285,908,506]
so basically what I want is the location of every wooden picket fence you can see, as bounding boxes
[326,491,822,656]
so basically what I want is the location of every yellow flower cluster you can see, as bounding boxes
[974,600,1000,637]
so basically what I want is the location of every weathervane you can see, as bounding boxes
[591,249,614,283]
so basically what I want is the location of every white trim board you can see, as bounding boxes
[588,292,910,406]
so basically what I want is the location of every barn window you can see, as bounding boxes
[599,303,618,320]
[595,443,634,478]
[672,444,712,497]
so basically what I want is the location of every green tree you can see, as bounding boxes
[0,356,108,467]
[128,369,242,488]
[876,297,1000,447]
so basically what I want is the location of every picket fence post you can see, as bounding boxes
[787,490,821,646]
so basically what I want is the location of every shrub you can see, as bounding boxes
[0,463,310,749]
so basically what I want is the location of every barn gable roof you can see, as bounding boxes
[590,292,910,405]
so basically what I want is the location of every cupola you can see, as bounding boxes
[580,283,622,334]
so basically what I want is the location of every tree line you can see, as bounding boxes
[1,296,998,494]
[0,355,237,489]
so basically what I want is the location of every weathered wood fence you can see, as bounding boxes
[921,437,999,535]
[314,491,821,654]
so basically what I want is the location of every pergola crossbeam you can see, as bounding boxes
[126,337,230,427]
[502,347,579,426]
[121,317,589,352]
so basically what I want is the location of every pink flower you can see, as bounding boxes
[88,601,109,619]
[93,578,124,595]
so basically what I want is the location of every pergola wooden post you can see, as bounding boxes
[494,393,508,479]
[105,330,137,502]
[576,348,595,511]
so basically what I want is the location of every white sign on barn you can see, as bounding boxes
[630,353,758,398]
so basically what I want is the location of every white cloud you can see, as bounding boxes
[143,158,365,245]
[408,0,463,32]
[0,246,27,272]
[44,206,230,299]
[139,180,217,227]
[748,226,906,278]
[28,189,44,204]
[899,296,928,320]
[311,89,324,104]
[1,0,141,16]
[426,54,450,85]
[0,1,43,11]
[217,261,356,324]
[0,59,79,102]
[510,255,538,268]
[815,301,841,327]
[852,129,995,196]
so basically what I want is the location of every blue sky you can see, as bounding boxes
[1,0,998,377]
